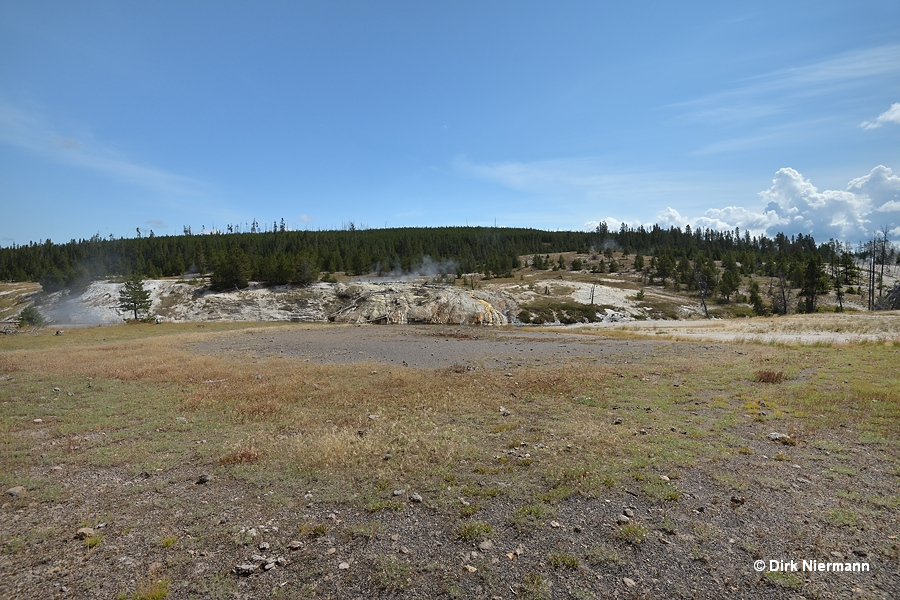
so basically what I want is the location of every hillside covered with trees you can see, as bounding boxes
[0,223,896,313]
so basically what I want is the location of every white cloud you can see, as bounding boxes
[641,166,899,242]
[0,100,206,197]
[860,102,900,129]
[672,44,900,125]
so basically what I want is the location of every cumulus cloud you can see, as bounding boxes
[591,166,900,243]
[860,102,900,129]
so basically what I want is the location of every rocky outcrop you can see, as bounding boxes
[328,283,515,325]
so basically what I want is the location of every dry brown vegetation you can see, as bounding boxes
[1,320,899,599]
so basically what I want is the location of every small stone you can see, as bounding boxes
[338,561,350,570]
[659,475,670,482]
[639,428,647,435]
[614,417,623,425]
[52,387,60,392]
[254,374,262,380]
[767,432,789,441]
[623,577,636,587]
[196,473,211,485]
[623,508,634,518]
[499,406,510,416]
[400,546,410,554]
[464,564,477,573]
[390,534,400,541]
[234,563,257,576]
[258,542,270,551]
[393,489,406,497]
[276,557,286,566]
[250,554,267,562]
[326,547,336,555]
[288,540,303,550]
[32,418,43,424]
[550,520,561,528]
[75,527,94,540]
[478,540,494,551]
[383,453,392,460]
[304,493,313,500]
[616,515,630,524]
[6,486,25,498]
[410,492,423,503]
[573,525,583,533]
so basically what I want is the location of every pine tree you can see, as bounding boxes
[118,274,152,320]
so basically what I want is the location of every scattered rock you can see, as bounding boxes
[32,418,43,424]
[75,527,95,540]
[614,417,623,425]
[196,473,211,485]
[288,540,303,550]
[52,387,60,392]
[258,542,270,551]
[623,577,637,587]
[478,540,494,551]
[659,475,670,482]
[383,453,392,460]
[233,564,257,576]
[464,564,477,573]
[550,520,561,528]
[410,492,423,503]
[6,486,25,498]
[276,557,287,566]
[393,489,406,497]
[616,515,631,524]
[400,546,410,554]
[499,406,510,417]
[338,562,350,570]
[623,508,634,518]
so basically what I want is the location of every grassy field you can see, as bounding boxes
[1,321,899,599]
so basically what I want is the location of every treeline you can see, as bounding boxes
[0,224,894,309]
[0,227,590,291]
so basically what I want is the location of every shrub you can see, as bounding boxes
[16,305,45,328]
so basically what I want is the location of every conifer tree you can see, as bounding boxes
[118,274,152,320]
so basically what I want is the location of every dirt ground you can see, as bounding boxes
[2,323,899,600]
[193,325,679,370]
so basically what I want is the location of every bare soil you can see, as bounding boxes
[1,324,898,600]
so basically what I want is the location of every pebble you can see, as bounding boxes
[410,492,423,503]
[393,489,406,497]
[614,417,623,425]
[75,527,94,540]
[32,418,43,424]
[616,515,631,524]
[288,540,303,550]
[6,486,25,498]
[258,542,270,551]
[400,546,410,554]
[464,564,477,573]
[499,406,510,416]
[659,475,670,482]
[383,453,392,460]
[478,540,494,551]
[339,562,350,570]
[623,577,636,587]
[196,473,211,485]
[550,520,561,528]
[623,508,634,518]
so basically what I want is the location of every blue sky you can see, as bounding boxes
[2,1,899,248]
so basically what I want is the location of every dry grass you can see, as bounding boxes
[2,320,898,508]
[755,370,784,384]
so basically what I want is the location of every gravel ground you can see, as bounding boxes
[2,324,898,599]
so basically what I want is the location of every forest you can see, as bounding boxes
[0,223,896,312]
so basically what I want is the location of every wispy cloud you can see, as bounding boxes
[454,156,726,201]
[0,100,207,196]
[860,102,900,129]
[671,44,900,124]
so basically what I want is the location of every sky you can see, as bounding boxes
[1,1,899,248]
